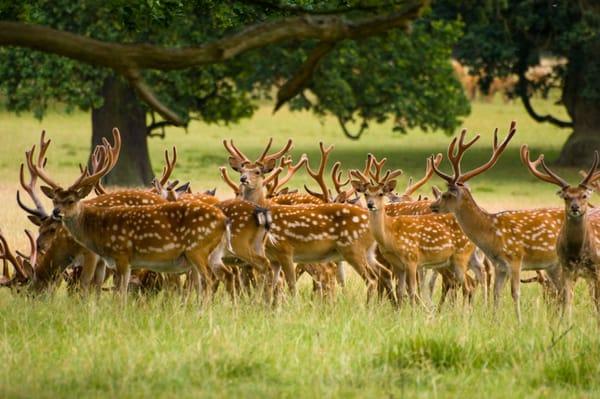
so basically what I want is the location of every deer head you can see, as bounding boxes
[350,154,403,211]
[223,138,292,192]
[30,129,121,219]
[521,145,600,219]
[429,121,517,213]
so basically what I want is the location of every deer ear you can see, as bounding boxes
[383,180,397,193]
[351,180,367,193]
[260,158,277,174]
[432,186,442,199]
[76,185,94,199]
[228,157,246,173]
[40,185,55,199]
[335,192,348,203]
[27,215,43,226]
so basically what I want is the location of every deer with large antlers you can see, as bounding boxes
[18,132,172,293]
[223,139,392,303]
[30,129,232,300]
[430,121,563,321]
[351,155,476,307]
[522,146,600,319]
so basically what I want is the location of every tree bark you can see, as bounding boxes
[91,76,154,187]
[557,42,600,167]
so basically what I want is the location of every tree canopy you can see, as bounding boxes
[0,1,469,136]
[435,0,600,165]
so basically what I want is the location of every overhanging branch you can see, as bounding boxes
[0,1,425,72]
[515,48,572,129]
[338,116,368,140]
[0,0,426,126]
[274,41,335,112]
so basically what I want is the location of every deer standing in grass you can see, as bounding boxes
[521,146,600,319]
[351,156,475,307]
[430,121,563,321]
[19,133,173,293]
[223,138,393,303]
[31,129,231,300]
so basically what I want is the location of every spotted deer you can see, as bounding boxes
[223,139,392,303]
[351,156,475,307]
[381,155,489,304]
[153,171,274,300]
[430,121,563,321]
[30,129,231,299]
[521,145,600,319]
[18,132,169,293]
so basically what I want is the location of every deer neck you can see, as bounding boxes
[242,185,269,207]
[452,190,496,249]
[560,212,589,259]
[61,205,98,253]
[367,207,390,247]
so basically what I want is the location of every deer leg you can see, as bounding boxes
[340,248,377,303]
[366,246,396,305]
[428,271,438,301]
[406,264,419,306]
[417,268,432,306]
[493,265,509,313]
[79,251,99,296]
[438,272,451,311]
[561,270,575,322]
[336,261,346,288]
[509,262,522,323]
[115,260,131,303]
[93,259,106,296]
[394,268,406,308]
[469,251,487,305]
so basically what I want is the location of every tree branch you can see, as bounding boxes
[515,51,573,129]
[126,70,185,126]
[0,1,425,71]
[338,116,368,140]
[274,41,335,112]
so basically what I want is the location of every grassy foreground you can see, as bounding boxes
[1,98,600,398]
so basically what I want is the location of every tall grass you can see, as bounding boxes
[1,98,598,398]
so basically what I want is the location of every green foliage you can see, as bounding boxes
[435,1,600,100]
[0,1,470,136]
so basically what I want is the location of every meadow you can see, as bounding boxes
[1,98,600,398]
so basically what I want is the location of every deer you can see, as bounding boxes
[380,155,490,304]
[521,145,600,320]
[18,132,172,293]
[222,138,393,304]
[29,129,232,301]
[429,121,564,322]
[350,155,476,308]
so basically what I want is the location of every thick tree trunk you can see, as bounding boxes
[91,76,154,186]
[557,42,600,167]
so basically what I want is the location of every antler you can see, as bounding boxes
[267,155,308,197]
[432,121,517,185]
[67,128,121,192]
[520,145,569,188]
[159,146,177,186]
[0,229,34,284]
[257,138,293,165]
[25,130,60,190]
[579,151,600,188]
[17,160,50,221]
[219,167,241,196]
[304,143,334,202]
[402,153,442,198]
[223,139,251,164]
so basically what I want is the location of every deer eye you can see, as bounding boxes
[254,171,260,175]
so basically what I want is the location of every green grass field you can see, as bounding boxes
[2,98,600,398]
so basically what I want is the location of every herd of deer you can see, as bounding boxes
[1,121,600,322]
